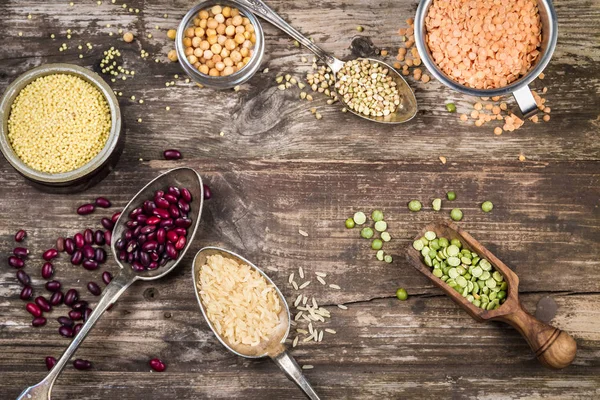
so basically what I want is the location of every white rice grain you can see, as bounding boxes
[299,267,304,279]
[299,281,311,289]
[329,284,341,290]
[316,276,326,285]
[337,304,348,310]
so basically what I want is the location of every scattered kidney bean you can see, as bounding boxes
[50,291,64,306]
[58,316,73,326]
[8,256,25,268]
[104,230,112,244]
[203,184,212,200]
[149,358,166,372]
[181,188,192,203]
[84,229,94,245]
[20,286,33,300]
[73,359,92,370]
[77,204,95,215]
[65,238,75,254]
[74,233,85,249]
[35,296,52,312]
[32,317,47,327]
[26,303,42,317]
[69,310,82,320]
[59,325,74,338]
[94,230,105,246]
[74,323,83,335]
[83,245,95,260]
[45,280,61,292]
[111,211,122,223]
[64,289,79,307]
[83,260,99,270]
[72,300,88,311]
[163,149,182,160]
[43,249,58,261]
[56,237,65,252]
[175,236,186,250]
[45,356,57,371]
[95,248,107,264]
[71,250,83,265]
[95,197,111,208]
[15,229,27,242]
[41,262,54,279]
[102,271,113,285]
[13,247,29,258]
[17,270,30,286]
[84,308,92,322]
[101,217,114,231]
[87,282,101,296]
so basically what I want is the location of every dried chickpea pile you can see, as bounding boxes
[182,5,256,77]
[425,0,542,89]
[7,74,111,174]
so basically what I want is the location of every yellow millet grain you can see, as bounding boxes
[8,74,111,174]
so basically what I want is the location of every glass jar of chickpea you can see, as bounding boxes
[176,2,265,89]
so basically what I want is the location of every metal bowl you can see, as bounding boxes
[176,0,265,90]
[414,0,558,117]
[0,63,122,189]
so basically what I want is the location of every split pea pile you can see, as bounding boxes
[336,60,401,117]
[425,0,542,89]
[8,74,111,174]
[413,231,507,311]
[182,5,256,77]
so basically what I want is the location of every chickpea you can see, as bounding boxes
[192,37,202,47]
[242,56,251,64]
[217,35,227,45]
[167,29,177,40]
[206,59,215,68]
[211,5,222,15]
[194,47,203,58]
[242,17,250,25]
[243,31,251,40]
[200,40,210,50]
[183,37,192,47]
[225,25,235,36]
[236,61,244,69]
[207,35,218,45]
[222,6,231,17]
[220,48,230,58]
[194,27,205,37]
[225,18,233,26]
[212,54,222,63]
[215,13,225,24]
[206,28,217,37]
[235,25,245,34]
[199,64,209,74]
[207,19,218,29]
[216,24,226,35]
[199,10,209,19]
[250,33,256,43]
[224,39,236,51]
[222,66,235,76]
[211,43,222,54]
[185,27,195,38]
[245,24,255,33]
[209,68,220,76]
[232,15,243,26]
[231,8,240,17]
[188,55,198,64]
[240,47,249,57]
[199,19,207,29]
[223,57,233,66]
[123,32,134,42]
[230,50,242,62]
[184,46,194,56]
[215,61,225,71]
[203,49,214,60]
[168,49,178,61]
[234,33,245,44]
[193,18,201,26]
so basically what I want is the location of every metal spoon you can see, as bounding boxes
[234,0,418,124]
[192,247,320,400]
[17,167,204,400]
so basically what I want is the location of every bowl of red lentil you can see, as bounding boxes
[0,64,122,189]
[175,1,265,89]
[414,0,557,117]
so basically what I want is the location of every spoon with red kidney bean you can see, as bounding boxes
[17,167,204,400]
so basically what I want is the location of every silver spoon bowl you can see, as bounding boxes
[233,0,417,123]
[17,167,204,400]
[192,247,320,400]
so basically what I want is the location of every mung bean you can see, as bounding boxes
[371,210,384,222]
[481,201,493,212]
[450,208,463,221]
[374,221,387,232]
[445,103,456,113]
[361,227,374,239]
[396,288,408,300]
[408,200,422,212]
[447,191,456,201]
[345,218,355,229]
[353,211,366,225]
[372,239,383,250]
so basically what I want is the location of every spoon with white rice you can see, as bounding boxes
[193,247,320,400]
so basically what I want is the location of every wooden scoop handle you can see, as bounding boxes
[497,302,577,369]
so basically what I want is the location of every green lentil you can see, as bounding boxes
[345,218,355,229]
[450,208,463,221]
[381,232,391,242]
[374,221,387,232]
[361,227,374,239]
[396,288,408,300]
[446,103,457,113]
[408,200,422,212]
[372,239,383,250]
[447,191,456,201]
[371,210,384,222]
[376,250,384,261]
[481,201,494,212]
[432,198,442,211]
[353,211,367,225]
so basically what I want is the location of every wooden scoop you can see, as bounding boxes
[406,221,577,369]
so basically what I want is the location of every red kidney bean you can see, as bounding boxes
[83,245,95,260]
[148,261,158,269]
[166,230,178,243]
[159,256,168,267]
[133,225,142,238]
[77,204,95,215]
[42,249,58,261]
[168,204,180,218]
[45,356,57,371]
[129,207,143,219]
[175,217,192,228]
[132,261,145,272]
[156,228,166,244]
[178,199,190,214]
[116,238,126,250]
[149,358,166,372]
[46,280,61,292]
[150,252,160,262]
[181,187,192,203]
[83,260,99,271]
[138,234,148,245]
[203,184,212,200]
[174,228,187,236]
[102,271,112,285]
[20,286,33,300]
[137,214,148,225]
[74,233,85,249]
[84,229,93,245]
[56,237,65,252]
[94,230,105,245]
[142,241,158,252]
[72,300,88,311]
[69,310,82,320]
[95,248,106,263]
[95,197,111,208]
[119,250,127,261]
[146,216,161,225]
[58,316,73,326]
[155,197,170,209]
[127,252,135,263]
[15,229,27,242]
[143,200,156,215]
[64,289,79,306]
[59,326,74,338]
[126,240,138,253]
[175,236,186,250]
[153,208,170,219]
[17,270,30,285]
[71,250,83,265]
[159,220,174,230]
[111,211,122,223]
[104,230,112,244]
[87,282,101,296]
[126,220,139,229]
[65,238,75,255]
[84,308,92,322]
[35,296,52,312]
[8,256,25,268]
[73,323,83,335]
[124,230,133,240]
[50,291,64,306]
[168,186,181,198]
[41,262,54,279]
[163,149,181,160]
[13,247,29,258]
[73,359,92,370]
[147,232,157,242]
[32,317,47,327]
[164,194,178,204]
[166,243,178,259]
[140,225,156,235]
[153,190,165,202]
[26,303,42,317]
[101,217,114,231]
[140,252,150,267]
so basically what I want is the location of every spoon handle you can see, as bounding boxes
[271,350,320,400]
[233,0,343,71]
[17,273,134,400]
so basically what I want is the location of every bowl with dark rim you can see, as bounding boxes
[0,63,122,191]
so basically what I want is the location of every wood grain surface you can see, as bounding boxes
[1,0,599,399]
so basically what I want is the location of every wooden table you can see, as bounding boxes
[1,0,599,398]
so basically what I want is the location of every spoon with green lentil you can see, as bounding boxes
[233,0,417,123]
[406,221,577,369]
